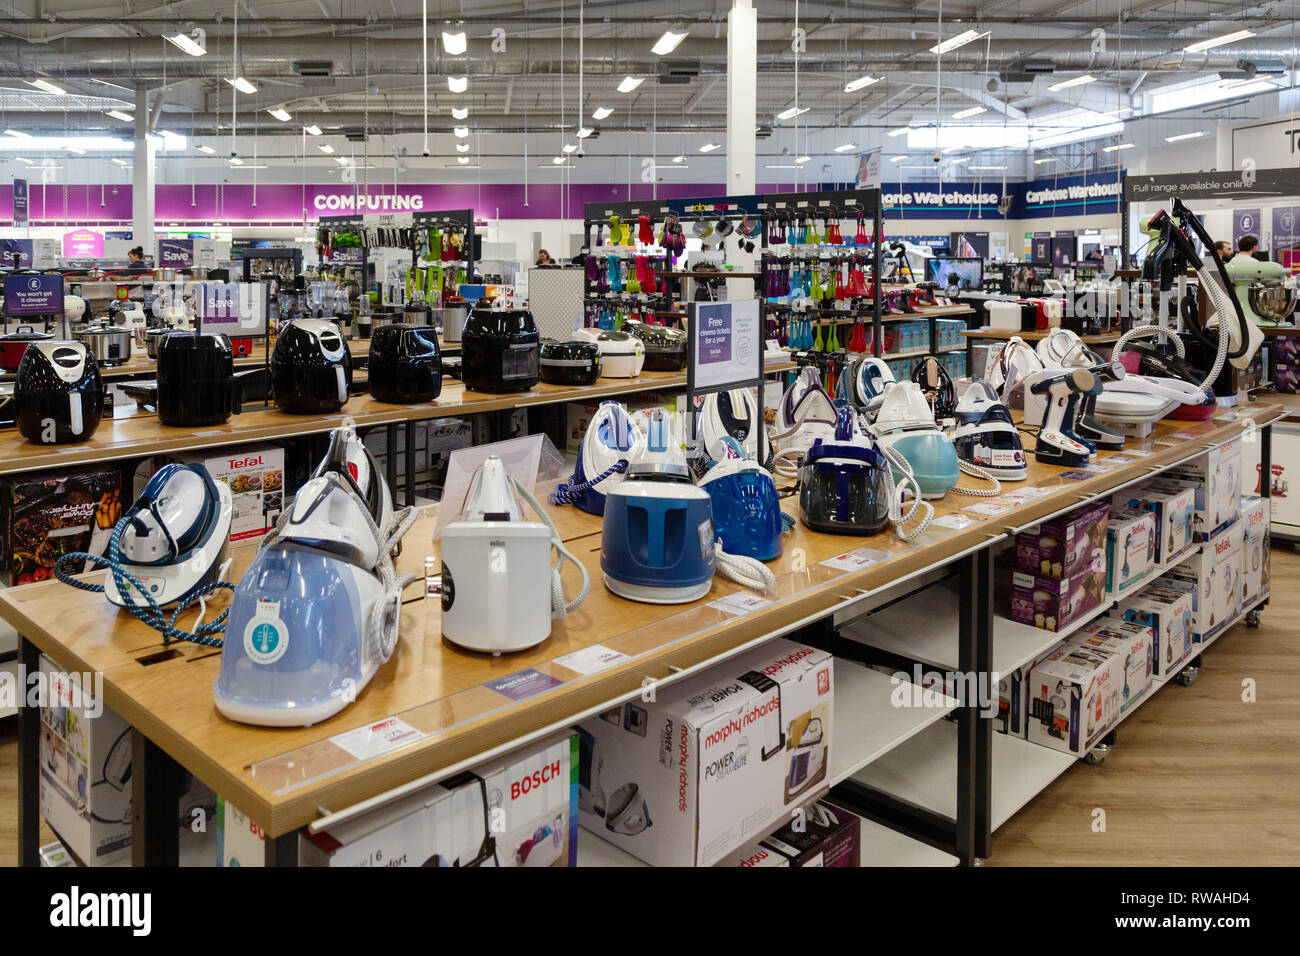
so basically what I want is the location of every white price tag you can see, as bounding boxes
[820,547,888,572]
[1105,455,1137,465]
[554,644,631,676]
[962,501,1012,516]
[707,592,774,616]
[1006,486,1051,500]
[331,717,425,761]
[932,513,981,530]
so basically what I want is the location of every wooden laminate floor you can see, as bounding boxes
[1,549,1297,867]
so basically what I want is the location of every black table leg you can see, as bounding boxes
[405,417,417,507]
[131,730,183,867]
[17,635,40,867]
[385,423,399,497]
[264,831,299,867]
[973,547,994,861]
[954,552,979,867]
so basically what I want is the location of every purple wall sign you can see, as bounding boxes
[1051,230,1075,267]
[63,228,104,258]
[157,238,195,267]
[1032,231,1052,263]
[698,306,733,364]
[5,273,62,315]
[1232,208,1262,245]
[0,239,33,268]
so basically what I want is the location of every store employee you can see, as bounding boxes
[125,246,148,272]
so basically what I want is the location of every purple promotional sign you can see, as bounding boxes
[330,246,364,264]
[5,273,62,315]
[486,668,564,701]
[12,178,27,225]
[1051,230,1075,267]
[62,229,104,258]
[698,307,733,364]
[0,239,33,268]
[1273,206,1299,247]
[1232,208,1262,246]
[157,238,195,268]
[1032,231,1051,263]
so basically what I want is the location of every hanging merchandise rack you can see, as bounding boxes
[580,198,677,329]
[410,208,477,308]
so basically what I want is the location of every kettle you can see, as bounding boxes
[13,341,104,445]
[271,318,352,414]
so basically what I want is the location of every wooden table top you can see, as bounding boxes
[0,402,1280,836]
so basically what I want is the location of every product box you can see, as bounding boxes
[1014,501,1110,579]
[576,638,834,868]
[1009,550,1107,632]
[174,443,285,543]
[1105,508,1156,594]
[300,733,577,867]
[217,796,267,867]
[565,392,688,455]
[1115,582,1193,680]
[1161,517,1245,643]
[995,648,1065,737]
[38,841,74,867]
[1116,481,1195,565]
[1163,438,1242,540]
[1240,495,1269,608]
[38,654,132,866]
[715,800,861,868]
[1,468,122,586]
[1070,618,1153,718]
[1027,640,1121,756]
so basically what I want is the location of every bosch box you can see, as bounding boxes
[1105,508,1156,594]
[1010,549,1107,632]
[1114,583,1194,680]
[300,733,577,867]
[1115,481,1195,566]
[174,443,285,544]
[1014,501,1110,579]
[575,638,834,867]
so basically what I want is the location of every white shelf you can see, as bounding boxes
[828,660,959,787]
[849,719,1077,831]
[840,580,1113,678]
[576,833,648,868]
[1108,542,1201,604]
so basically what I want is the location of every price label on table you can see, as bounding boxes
[1079,462,1116,473]
[962,501,1012,516]
[1105,455,1138,465]
[331,717,426,761]
[553,644,631,676]
[707,592,774,616]
[932,513,981,530]
[1058,470,1093,481]
[820,547,888,572]
[1004,486,1051,502]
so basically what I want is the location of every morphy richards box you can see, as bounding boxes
[300,732,577,867]
[1014,500,1110,580]
[576,638,834,867]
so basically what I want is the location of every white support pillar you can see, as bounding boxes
[726,0,757,195]
[132,85,156,256]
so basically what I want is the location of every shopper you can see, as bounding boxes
[1234,235,1260,261]
[126,246,148,272]
[1215,240,1232,260]
[536,249,553,266]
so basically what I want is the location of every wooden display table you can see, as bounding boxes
[2,402,1281,866]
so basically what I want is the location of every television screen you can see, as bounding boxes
[926,256,984,291]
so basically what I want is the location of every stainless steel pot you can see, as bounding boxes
[1248,281,1298,324]
[144,326,173,359]
[439,304,470,343]
[73,322,135,367]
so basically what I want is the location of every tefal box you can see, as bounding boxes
[1161,518,1245,644]
[1105,508,1156,594]
[1009,550,1106,632]
[1014,501,1109,579]
[300,733,577,867]
[995,647,1066,737]
[715,800,861,868]
[576,638,834,868]
[1240,496,1269,608]
[1026,640,1121,756]
[1115,583,1194,680]
[1164,438,1242,540]
[1070,619,1153,720]
[1115,481,1195,565]
[174,443,285,543]
[38,654,132,866]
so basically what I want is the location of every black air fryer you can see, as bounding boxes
[622,320,687,372]
[13,341,104,445]
[157,332,242,426]
[368,323,442,403]
[460,308,540,392]
[539,339,601,385]
[271,318,353,414]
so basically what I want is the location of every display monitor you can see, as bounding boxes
[926,256,984,291]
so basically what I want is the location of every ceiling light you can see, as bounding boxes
[111,158,129,166]
[304,125,322,136]
[889,155,908,163]
[844,75,880,93]
[552,156,566,165]
[1184,29,1255,53]
[563,144,578,153]
[318,144,335,153]
[577,127,594,138]
[447,76,468,93]
[1102,142,1135,152]
[26,78,65,95]
[445,163,481,169]
[887,127,912,137]
[764,164,800,169]
[457,156,470,164]
[942,145,963,154]
[651,28,688,56]
[441,30,467,55]
[456,143,470,152]
[834,143,857,153]
[1148,73,1281,114]
[454,126,469,137]
[225,76,257,95]
[948,156,972,165]
[617,76,644,94]
[653,163,688,169]
[898,164,936,170]
[4,129,30,139]
[777,106,809,119]
[1034,156,1059,164]
[1165,130,1207,142]
[930,29,986,55]
[105,111,133,123]
[1048,74,1096,92]
[953,106,987,119]
[795,155,811,164]
[64,146,85,156]
[229,157,243,165]
[335,156,350,165]
[195,144,215,153]
[672,155,685,163]
[165,30,206,56]
[268,108,292,122]
[699,142,720,152]
[969,164,1007,170]
[451,107,469,120]
[592,106,613,120]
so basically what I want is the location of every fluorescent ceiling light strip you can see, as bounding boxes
[268,108,291,121]
[1165,130,1207,142]
[577,127,594,138]
[834,143,856,153]
[1183,29,1254,53]
[617,76,644,93]
[451,107,469,120]
[4,129,30,138]
[27,78,65,95]
[165,32,206,56]
[195,145,215,153]
[1034,157,1059,164]
[441,31,467,55]
[106,110,134,122]
[952,106,987,119]
[777,106,810,119]
[672,155,685,163]
[698,142,720,152]
[1102,142,1134,152]
[844,75,880,93]
[887,127,911,137]
[456,143,470,152]
[226,76,257,94]
[592,107,613,120]
[1047,74,1096,92]
[651,29,688,56]
[453,126,469,137]
[969,165,1006,170]
[318,144,335,153]
[930,29,985,55]
[447,76,468,93]
[304,125,322,135]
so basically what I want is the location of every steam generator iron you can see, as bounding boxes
[837,356,895,424]
[698,436,788,562]
[872,382,962,498]
[693,388,767,471]
[552,400,646,516]
[440,456,589,655]
[772,366,839,478]
[214,426,417,727]
[949,380,1027,481]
